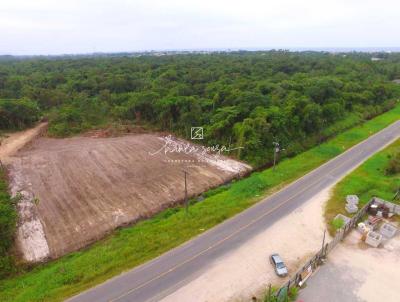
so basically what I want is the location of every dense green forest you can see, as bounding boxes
[1,51,400,167]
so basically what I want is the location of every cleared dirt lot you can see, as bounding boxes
[8,133,251,261]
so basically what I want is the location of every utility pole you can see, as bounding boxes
[272,142,283,171]
[321,229,326,258]
[184,170,189,214]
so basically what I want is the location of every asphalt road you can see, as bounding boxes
[67,120,400,302]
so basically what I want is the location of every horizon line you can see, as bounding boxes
[1,46,400,57]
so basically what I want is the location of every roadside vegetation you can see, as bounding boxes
[1,52,400,166]
[385,150,400,175]
[325,139,400,235]
[0,167,18,279]
[263,285,298,302]
[0,103,398,302]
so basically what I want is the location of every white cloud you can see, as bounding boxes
[0,0,399,54]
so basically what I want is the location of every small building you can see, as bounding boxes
[380,223,397,239]
[346,195,359,205]
[345,203,358,214]
[365,231,383,247]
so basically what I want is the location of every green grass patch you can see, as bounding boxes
[331,217,345,231]
[0,105,399,302]
[325,139,400,235]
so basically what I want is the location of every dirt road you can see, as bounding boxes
[0,123,47,163]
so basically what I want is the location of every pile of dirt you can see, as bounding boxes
[8,133,251,261]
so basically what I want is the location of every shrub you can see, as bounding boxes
[331,217,345,231]
[263,285,298,302]
[385,152,400,175]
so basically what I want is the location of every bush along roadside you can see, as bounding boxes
[263,285,298,302]
[0,166,18,279]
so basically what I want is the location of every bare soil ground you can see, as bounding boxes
[0,123,50,262]
[7,133,251,261]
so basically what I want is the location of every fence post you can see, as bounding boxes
[268,283,272,299]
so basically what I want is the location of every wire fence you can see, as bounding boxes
[275,198,374,299]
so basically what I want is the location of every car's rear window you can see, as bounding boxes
[273,256,282,262]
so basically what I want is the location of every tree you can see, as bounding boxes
[302,103,323,133]
[0,98,40,129]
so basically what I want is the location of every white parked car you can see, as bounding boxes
[270,253,288,277]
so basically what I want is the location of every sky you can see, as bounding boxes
[0,0,399,55]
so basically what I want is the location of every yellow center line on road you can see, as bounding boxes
[110,146,365,302]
